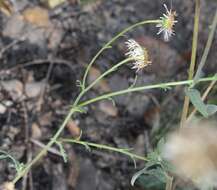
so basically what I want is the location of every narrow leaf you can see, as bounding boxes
[186,88,217,117]
[131,167,149,186]
[206,104,217,115]
[148,168,167,183]
[185,88,209,117]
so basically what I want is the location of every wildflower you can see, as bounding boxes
[125,39,151,72]
[162,122,217,188]
[156,4,177,41]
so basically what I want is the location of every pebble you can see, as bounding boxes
[0,104,7,114]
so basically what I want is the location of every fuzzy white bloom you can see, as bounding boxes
[125,39,151,72]
[162,122,217,188]
[1,182,15,190]
[156,4,178,41]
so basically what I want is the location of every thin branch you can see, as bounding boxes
[10,59,78,72]
[61,138,148,162]
[78,76,217,108]
[180,0,200,128]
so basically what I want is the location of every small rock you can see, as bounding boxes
[48,27,64,49]
[134,134,146,156]
[136,36,185,77]
[43,0,66,9]
[126,94,150,118]
[144,106,160,134]
[1,80,24,100]
[25,81,46,98]
[3,101,13,107]
[52,164,68,190]
[76,159,97,190]
[38,112,53,126]
[22,6,51,28]
[31,123,42,139]
[98,100,118,117]
[88,67,111,93]
[11,144,25,160]
[108,75,130,105]
[0,104,7,114]
[67,150,79,188]
[3,14,25,39]
[7,126,20,140]
[3,11,52,48]
[66,119,81,138]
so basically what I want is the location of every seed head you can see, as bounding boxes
[156,4,178,41]
[125,39,151,72]
[162,122,217,188]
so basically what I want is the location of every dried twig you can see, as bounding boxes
[9,58,79,72]
[30,139,62,157]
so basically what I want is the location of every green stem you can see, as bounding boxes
[180,0,200,128]
[70,58,132,111]
[12,108,76,184]
[78,76,217,107]
[82,58,132,95]
[0,150,21,172]
[13,79,88,184]
[12,74,217,184]
[61,138,148,161]
[13,85,86,184]
[81,19,161,88]
[12,20,160,184]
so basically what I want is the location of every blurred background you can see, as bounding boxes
[0,0,216,189]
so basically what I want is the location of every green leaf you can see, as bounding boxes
[131,167,149,186]
[157,138,165,154]
[147,151,159,162]
[185,88,217,117]
[0,150,24,173]
[131,167,167,186]
[55,141,68,163]
[186,88,208,117]
[16,163,25,173]
[138,175,165,190]
[71,106,87,114]
[148,168,167,183]
[161,160,176,173]
[207,104,217,115]
[0,155,8,159]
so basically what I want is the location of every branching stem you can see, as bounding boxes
[61,138,148,162]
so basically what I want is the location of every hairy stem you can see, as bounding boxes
[79,76,217,107]
[13,108,76,184]
[12,74,216,184]
[82,58,132,95]
[12,19,160,184]
[61,138,148,161]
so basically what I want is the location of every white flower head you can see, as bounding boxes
[125,39,151,72]
[156,4,178,41]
